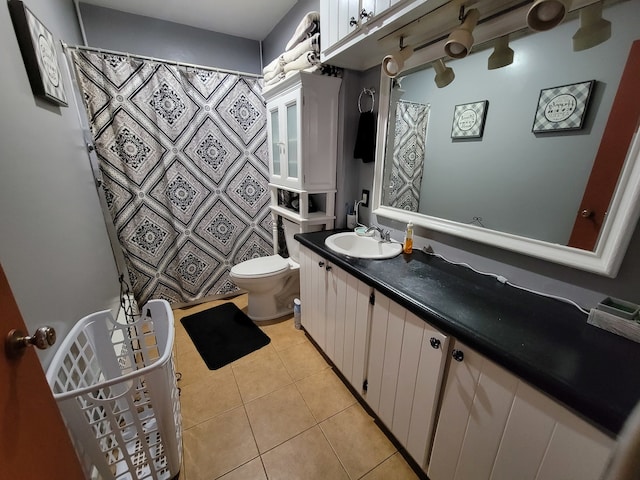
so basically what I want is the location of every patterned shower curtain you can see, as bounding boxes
[386,100,430,212]
[70,49,273,305]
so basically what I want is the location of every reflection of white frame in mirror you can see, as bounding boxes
[372,67,640,278]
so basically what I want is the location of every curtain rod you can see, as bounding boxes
[61,42,263,79]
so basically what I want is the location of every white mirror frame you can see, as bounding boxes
[371,5,640,278]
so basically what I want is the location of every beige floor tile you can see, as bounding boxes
[183,406,258,480]
[258,316,307,352]
[277,339,330,381]
[361,452,420,480]
[180,365,243,429]
[261,426,350,480]
[296,368,357,422]
[320,403,397,480]
[231,344,293,402]
[176,347,214,388]
[245,383,317,453]
[216,457,267,480]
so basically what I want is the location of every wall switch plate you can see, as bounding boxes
[362,189,370,207]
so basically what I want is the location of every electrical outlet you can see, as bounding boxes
[361,189,370,207]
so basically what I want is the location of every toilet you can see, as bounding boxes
[230,218,304,322]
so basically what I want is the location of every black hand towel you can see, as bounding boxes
[354,111,377,163]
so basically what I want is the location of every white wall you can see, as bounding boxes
[0,0,119,368]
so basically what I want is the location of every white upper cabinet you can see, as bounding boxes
[319,0,441,70]
[263,72,341,192]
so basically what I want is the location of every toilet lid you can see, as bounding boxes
[231,255,289,279]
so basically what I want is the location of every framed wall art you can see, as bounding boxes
[532,80,595,133]
[451,100,488,139]
[8,0,68,106]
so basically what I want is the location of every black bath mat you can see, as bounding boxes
[180,302,270,370]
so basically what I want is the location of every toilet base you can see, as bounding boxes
[242,268,300,322]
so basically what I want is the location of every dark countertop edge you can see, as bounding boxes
[295,230,630,437]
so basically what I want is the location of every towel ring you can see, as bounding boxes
[358,88,375,113]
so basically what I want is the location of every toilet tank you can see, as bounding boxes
[282,218,322,263]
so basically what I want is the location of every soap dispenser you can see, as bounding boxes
[403,222,413,254]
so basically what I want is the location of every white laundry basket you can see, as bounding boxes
[46,299,182,480]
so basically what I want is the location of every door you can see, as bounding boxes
[0,263,84,479]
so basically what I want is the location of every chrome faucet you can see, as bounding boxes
[365,225,391,242]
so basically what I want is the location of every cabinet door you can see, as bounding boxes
[267,102,281,179]
[428,341,613,480]
[395,311,448,469]
[337,0,360,41]
[366,291,448,469]
[326,264,372,393]
[267,89,299,188]
[298,246,326,348]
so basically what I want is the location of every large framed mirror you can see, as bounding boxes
[372,0,640,277]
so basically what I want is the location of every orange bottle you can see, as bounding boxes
[403,222,413,254]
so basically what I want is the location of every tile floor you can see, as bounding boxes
[172,294,420,480]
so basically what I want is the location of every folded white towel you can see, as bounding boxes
[263,56,281,76]
[263,63,284,82]
[285,11,320,52]
[282,33,319,65]
[283,51,320,74]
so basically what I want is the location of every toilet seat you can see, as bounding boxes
[230,255,290,279]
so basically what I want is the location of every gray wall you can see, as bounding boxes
[262,0,320,65]
[394,2,638,245]
[78,3,262,74]
[1,0,120,368]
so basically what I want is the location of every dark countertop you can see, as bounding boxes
[295,230,640,437]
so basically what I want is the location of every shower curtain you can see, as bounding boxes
[70,49,272,305]
[386,100,430,212]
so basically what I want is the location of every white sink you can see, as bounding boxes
[324,232,403,259]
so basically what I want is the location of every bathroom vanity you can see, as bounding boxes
[295,230,640,479]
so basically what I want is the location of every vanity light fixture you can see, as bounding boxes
[488,35,515,69]
[433,58,455,88]
[572,1,611,51]
[382,38,413,78]
[526,0,570,31]
[444,7,480,59]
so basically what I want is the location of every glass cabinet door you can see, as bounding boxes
[286,102,298,180]
[270,108,281,176]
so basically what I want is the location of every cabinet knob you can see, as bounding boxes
[325,265,332,271]
[430,337,441,349]
[318,261,325,267]
[360,8,373,20]
[349,16,358,27]
[452,349,464,362]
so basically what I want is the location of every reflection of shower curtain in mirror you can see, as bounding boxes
[387,101,429,211]
[70,49,272,305]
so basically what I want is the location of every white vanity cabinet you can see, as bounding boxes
[298,245,372,392]
[365,290,449,470]
[428,340,614,480]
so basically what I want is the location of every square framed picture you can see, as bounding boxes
[532,80,595,133]
[451,100,488,139]
[9,0,68,106]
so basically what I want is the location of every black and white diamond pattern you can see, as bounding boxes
[386,101,429,212]
[73,50,272,305]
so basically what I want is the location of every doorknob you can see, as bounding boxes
[5,326,56,359]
